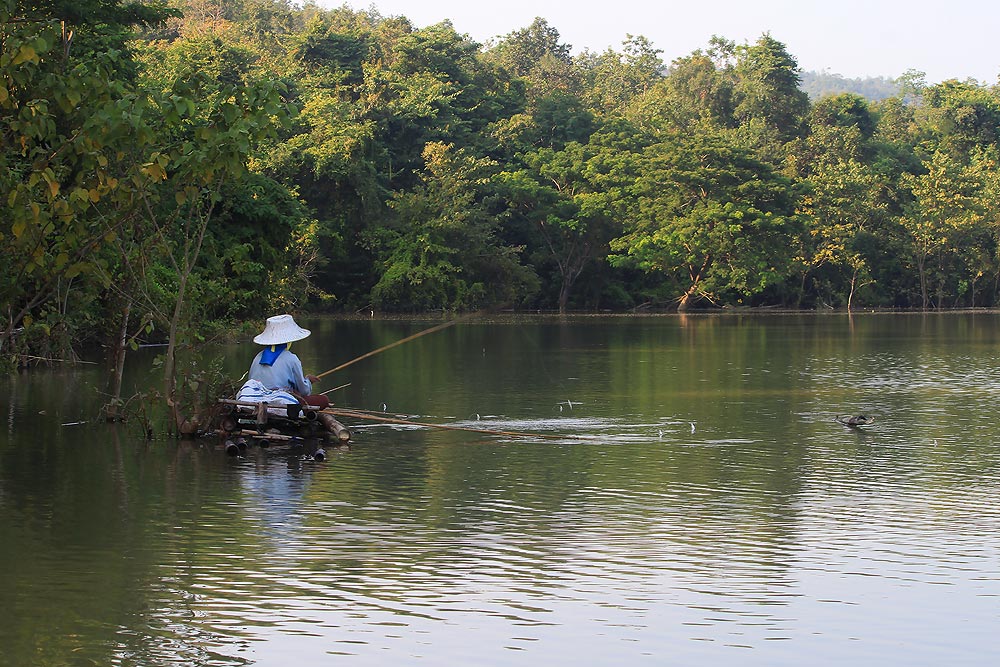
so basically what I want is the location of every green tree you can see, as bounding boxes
[611,132,798,310]
[0,0,175,359]
[131,32,294,429]
[367,142,537,310]
[498,123,644,312]
[485,17,587,153]
[580,35,664,115]
[795,151,887,310]
[810,93,876,140]
[733,34,809,156]
[15,0,175,31]
[630,45,734,134]
[387,21,520,156]
[485,16,572,77]
[899,148,997,309]
[785,95,888,309]
[916,80,1000,159]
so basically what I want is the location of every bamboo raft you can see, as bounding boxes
[216,399,351,458]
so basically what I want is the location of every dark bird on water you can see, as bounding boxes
[836,414,875,427]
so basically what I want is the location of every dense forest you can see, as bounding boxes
[6,0,1000,372]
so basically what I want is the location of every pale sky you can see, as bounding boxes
[338,0,1000,84]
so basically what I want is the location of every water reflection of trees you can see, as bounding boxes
[6,314,1000,663]
[0,415,262,666]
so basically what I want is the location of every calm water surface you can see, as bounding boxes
[2,314,999,666]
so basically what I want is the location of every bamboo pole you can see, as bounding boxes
[316,313,478,379]
[322,408,582,441]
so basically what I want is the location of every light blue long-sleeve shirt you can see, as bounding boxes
[248,349,312,396]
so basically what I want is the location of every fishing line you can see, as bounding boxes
[322,407,595,441]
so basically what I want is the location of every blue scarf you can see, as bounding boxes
[259,343,287,366]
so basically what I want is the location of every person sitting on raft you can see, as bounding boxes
[238,314,330,410]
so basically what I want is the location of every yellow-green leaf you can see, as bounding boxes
[12,46,38,66]
[147,163,167,180]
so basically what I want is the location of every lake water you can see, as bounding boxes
[2,313,999,666]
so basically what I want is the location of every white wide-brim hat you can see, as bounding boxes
[253,314,311,345]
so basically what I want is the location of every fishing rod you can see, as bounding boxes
[322,408,584,441]
[315,312,480,379]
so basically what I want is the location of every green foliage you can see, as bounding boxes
[12,0,1000,375]
[497,120,647,311]
[486,17,573,77]
[899,147,999,308]
[197,174,323,317]
[630,50,734,134]
[733,33,810,153]
[793,144,889,309]
[611,132,798,309]
[917,80,1000,158]
[294,21,371,82]
[15,0,178,30]
[810,93,876,139]
[0,2,161,351]
[580,35,664,115]
[368,142,538,310]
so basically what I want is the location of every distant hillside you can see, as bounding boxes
[800,71,901,101]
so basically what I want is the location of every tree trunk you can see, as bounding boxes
[162,189,219,435]
[796,270,808,309]
[677,283,699,312]
[104,302,130,421]
[918,255,929,310]
[678,258,709,312]
[163,274,187,435]
[558,279,571,314]
[847,271,857,313]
